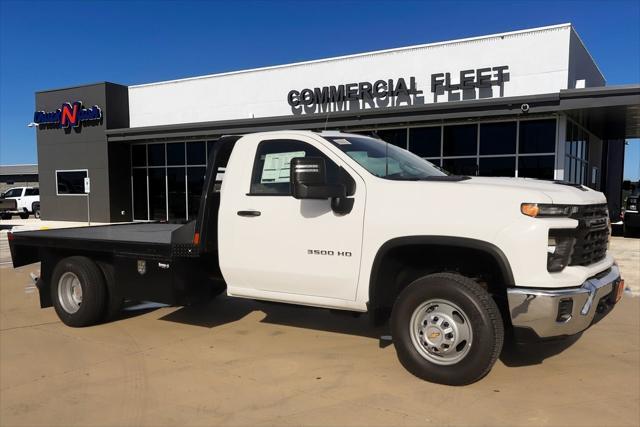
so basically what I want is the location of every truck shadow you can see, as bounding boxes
[158,295,391,343]
[126,296,582,363]
[499,333,583,367]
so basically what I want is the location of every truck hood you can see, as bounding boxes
[462,177,607,205]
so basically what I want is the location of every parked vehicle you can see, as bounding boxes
[8,131,624,385]
[623,191,639,237]
[0,198,17,219]
[0,187,39,219]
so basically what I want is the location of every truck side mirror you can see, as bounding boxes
[0,192,4,199]
[290,157,345,200]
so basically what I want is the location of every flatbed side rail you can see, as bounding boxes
[8,231,173,268]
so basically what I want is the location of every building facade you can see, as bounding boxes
[32,24,639,222]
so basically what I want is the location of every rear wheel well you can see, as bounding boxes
[39,249,114,309]
[369,239,514,325]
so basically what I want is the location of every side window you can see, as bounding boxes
[25,188,39,196]
[250,139,340,196]
[4,188,22,198]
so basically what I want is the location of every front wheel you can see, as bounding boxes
[391,273,504,385]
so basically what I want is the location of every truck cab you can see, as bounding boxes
[8,131,623,385]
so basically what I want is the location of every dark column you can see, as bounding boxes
[601,139,625,220]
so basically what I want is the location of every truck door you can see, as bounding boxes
[220,135,366,302]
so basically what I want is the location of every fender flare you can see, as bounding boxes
[368,236,515,308]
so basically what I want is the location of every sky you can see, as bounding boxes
[1,0,639,179]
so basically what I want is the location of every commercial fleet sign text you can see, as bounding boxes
[287,65,509,112]
[33,101,102,129]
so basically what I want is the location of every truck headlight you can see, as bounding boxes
[547,234,575,272]
[521,203,579,218]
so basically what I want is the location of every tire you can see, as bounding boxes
[391,273,504,386]
[624,224,638,238]
[0,213,10,220]
[97,261,124,321]
[19,212,29,219]
[32,203,40,219]
[51,256,107,327]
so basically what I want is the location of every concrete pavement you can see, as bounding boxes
[0,271,638,425]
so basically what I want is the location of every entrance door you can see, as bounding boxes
[220,135,366,302]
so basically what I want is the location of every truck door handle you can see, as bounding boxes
[237,210,261,217]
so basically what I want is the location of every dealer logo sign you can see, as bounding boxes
[33,101,102,129]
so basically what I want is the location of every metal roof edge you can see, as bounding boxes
[35,82,123,95]
[560,84,640,98]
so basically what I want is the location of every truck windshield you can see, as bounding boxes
[324,135,447,180]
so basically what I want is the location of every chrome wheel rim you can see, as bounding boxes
[58,272,83,314]
[409,299,473,366]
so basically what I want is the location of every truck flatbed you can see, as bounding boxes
[10,222,190,263]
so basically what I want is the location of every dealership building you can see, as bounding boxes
[32,23,639,223]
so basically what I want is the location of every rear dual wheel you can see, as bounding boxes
[51,256,113,327]
[391,273,504,386]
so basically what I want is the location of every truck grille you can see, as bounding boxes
[569,204,609,266]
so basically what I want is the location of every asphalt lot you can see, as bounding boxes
[0,234,638,426]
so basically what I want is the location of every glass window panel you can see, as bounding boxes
[250,139,340,195]
[443,157,477,176]
[148,168,166,220]
[518,119,556,154]
[132,145,146,167]
[479,157,516,177]
[56,170,87,195]
[187,167,206,221]
[577,138,583,159]
[148,143,165,166]
[167,167,186,222]
[564,156,571,181]
[426,158,441,167]
[408,127,441,157]
[376,128,407,149]
[570,158,577,183]
[187,142,206,165]
[518,155,555,180]
[167,143,185,166]
[443,124,477,156]
[207,141,215,160]
[132,169,148,220]
[480,122,516,155]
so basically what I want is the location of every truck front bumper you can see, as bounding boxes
[507,265,623,340]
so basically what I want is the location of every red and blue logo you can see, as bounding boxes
[33,101,102,128]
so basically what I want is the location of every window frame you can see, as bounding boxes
[55,169,89,197]
[247,138,344,197]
